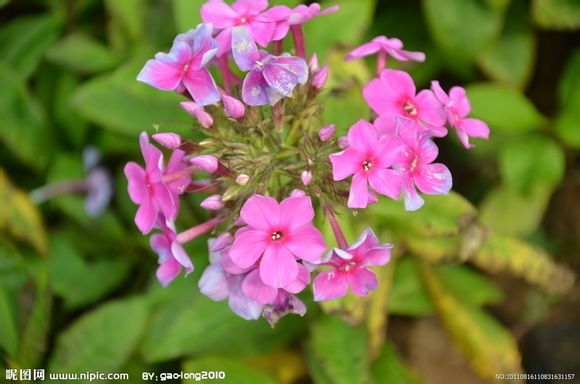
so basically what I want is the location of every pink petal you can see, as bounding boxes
[156,255,182,287]
[345,41,380,60]
[152,132,181,150]
[379,69,416,98]
[214,28,233,57]
[361,247,392,267]
[229,229,268,268]
[182,68,220,106]
[151,182,177,221]
[228,285,264,320]
[200,1,239,28]
[242,269,278,304]
[394,49,426,62]
[260,245,299,288]
[262,63,299,96]
[375,134,404,168]
[189,154,218,173]
[415,90,446,127]
[373,114,397,136]
[368,169,402,199]
[198,264,229,300]
[248,20,275,47]
[284,264,311,294]
[135,198,157,234]
[124,162,147,204]
[348,171,370,209]
[347,119,378,152]
[403,178,424,211]
[240,194,280,231]
[458,117,490,139]
[449,86,471,117]
[285,225,327,262]
[279,195,315,231]
[231,0,269,15]
[363,77,405,116]
[221,94,245,118]
[415,163,452,195]
[347,267,378,296]
[270,55,309,84]
[137,59,182,91]
[242,69,283,106]
[420,138,439,165]
[313,269,348,301]
[329,148,363,181]
[171,241,193,274]
[430,80,449,105]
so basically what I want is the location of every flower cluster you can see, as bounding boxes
[125,0,489,325]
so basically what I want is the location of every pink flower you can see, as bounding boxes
[313,228,392,301]
[188,155,218,173]
[318,124,335,141]
[151,220,193,287]
[229,194,326,288]
[221,94,245,119]
[199,235,264,320]
[180,101,214,128]
[262,291,306,326]
[329,119,403,209]
[363,69,446,136]
[201,0,291,56]
[124,133,181,234]
[241,263,310,304]
[272,3,339,40]
[377,117,452,211]
[152,132,182,150]
[137,24,220,106]
[231,26,308,106]
[301,170,312,186]
[346,36,425,63]
[431,81,490,149]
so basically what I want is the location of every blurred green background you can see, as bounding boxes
[1,0,580,383]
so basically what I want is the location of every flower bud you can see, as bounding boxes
[222,94,245,119]
[309,53,319,71]
[152,132,182,149]
[290,189,306,197]
[235,174,250,185]
[318,124,335,141]
[180,101,213,128]
[200,194,224,211]
[338,135,349,148]
[189,155,218,173]
[301,170,312,186]
[312,65,329,89]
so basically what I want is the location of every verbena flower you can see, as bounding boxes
[137,23,220,106]
[329,119,403,208]
[313,228,392,301]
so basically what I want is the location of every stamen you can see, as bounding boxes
[362,160,373,172]
[403,101,417,116]
[271,231,283,241]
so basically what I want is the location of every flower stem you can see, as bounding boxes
[327,210,348,249]
[376,51,387,75]
[176,216,223,244]
[291,26,306,59]
[162,166,195,184]
[29,179,88,203]
[218,55,233,94]
[273,39,283,56]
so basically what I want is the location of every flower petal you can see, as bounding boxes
[124,162,147,204]
[231,26,260,71]
[313,269,348,301]
[135,198,157,234]
[228,285,264,320]
[242,269,278,304]
[329,148,363,181]
[347,119,378,152]
[229,229,268,268]
[198,264,229,301]
[347,267,378,296]
[259,245,299,288]
[240,194,280,230]
[415,163,452,195]
[285,225,326,262]
[137,59,182,91]
[182,68,220,106]
[156,254,182,287]
[279,195,314,231]
[368,168,402,199]
[262,63,299,96]
[348,171,369,209]
[200,1,239,28]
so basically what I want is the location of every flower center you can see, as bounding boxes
[239,17,248,24]
[271,231,283,241]
[362,160,373,172]
[403,101,417,116]
[409,156,418,171]
[342,261,357,272]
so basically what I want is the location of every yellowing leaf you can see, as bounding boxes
[0,168,47,254]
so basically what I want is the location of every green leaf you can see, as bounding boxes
[499,136,565,193]
[47,33,121,74]
[420,263,522,380]
[388,258,434,316]
[465,82,547,133]
[479,185,552,237]
[0,169,48,254]
[371,341,421,384]
[105,0,145,43]
[307,315,370,384]
[532,0,580,30]
[0,14,61,78]
[182,357,276,384]
[141,277,305,362]
[554,110,580,149]
[50,234,131,309]
[478,0,535,89]
[173,0,204,33]
[422,0,508,70]
[0,282,19,357]
[0,64,53,170]
[49,297,149,375]
[304,0,376,61]
[555,50,580,148]
[71,56,186,136]
[436,265,503,307]
[53,73,89,147]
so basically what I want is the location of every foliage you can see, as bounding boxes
[0,0,577,383]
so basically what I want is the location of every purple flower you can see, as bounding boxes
[262,291,307,326]
[229,194,326,288]
[346,35,425,63]
[231,26,308,106]
[137,23,220,106]
[201,0,291,56]
[329,119,403,209]
[199,235,264,320]
[124,132,182,234]
[151,220,194,287]
[431,81,490,149]
[313,228,392,301]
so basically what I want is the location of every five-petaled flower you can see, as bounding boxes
[229,194,326,288]
[151,220,194,287]
[313,228,392,301]
[137,23,220,106]
[329,119,403,209]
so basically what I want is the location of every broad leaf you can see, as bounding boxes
[532,0,580,30]
[371,341,421,384]
[182,357,276,384]
[306,315,370,384]
[49,297,149,375]
[388,258,434,316]
[0,283,19,358]
[466,82,547,133]
[47,33,121,74]
[437,265,503,307]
